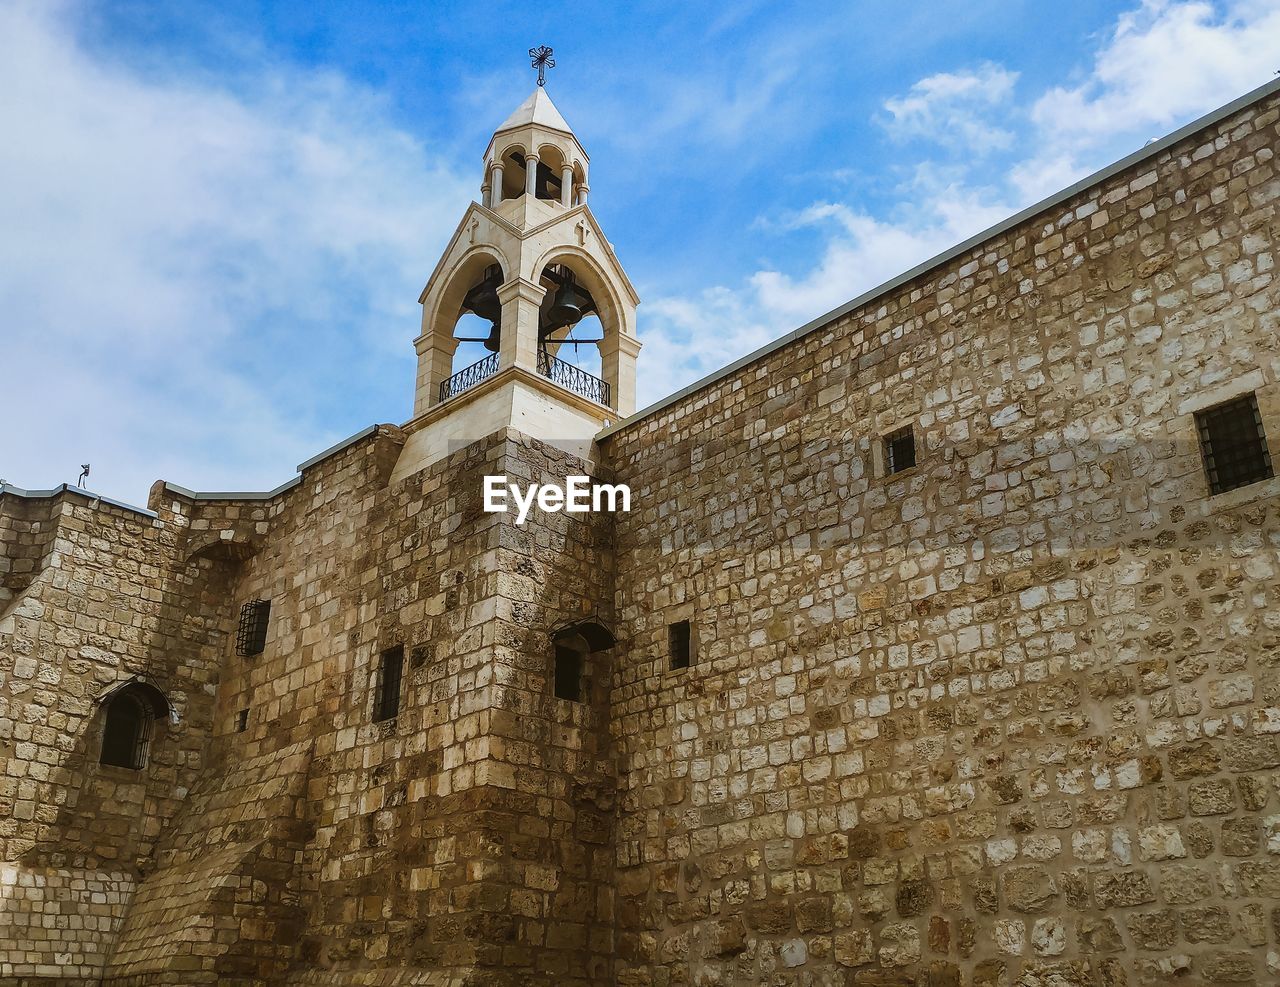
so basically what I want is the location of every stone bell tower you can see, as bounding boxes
[393,79,641,482]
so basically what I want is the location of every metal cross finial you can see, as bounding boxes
[529,45,555,87]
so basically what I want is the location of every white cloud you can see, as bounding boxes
[640,0,1280,408]
[0,1,471,502]
[882,63,1019,152]
[1017,0,1280,197]
[1033,0,1280,140]
[637,191,1013,408]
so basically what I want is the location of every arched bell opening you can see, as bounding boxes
[500,146,528,201]
[449,261,504,376]
[533,252,628,409]
[535,262,607,403]
[97,680,170,771]
[423,249,507,407]
[535,144,570,204]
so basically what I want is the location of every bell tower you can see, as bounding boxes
[393,74,641,482]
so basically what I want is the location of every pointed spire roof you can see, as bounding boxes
[496,87,574,135]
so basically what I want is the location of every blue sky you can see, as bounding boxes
[2,0,1278,502]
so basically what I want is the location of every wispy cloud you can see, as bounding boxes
[882,62,1019,153]
[1033,0,1280,141]
[638,0,1279,408]
[0,0,471,502]
[1016,0,1280,198]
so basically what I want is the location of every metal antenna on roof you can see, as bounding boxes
[77,464,90,488]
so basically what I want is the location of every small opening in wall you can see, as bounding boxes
[550,623,610,703]
[236,599,271,657]
[1196,392,1273,495]
[554,643,584,701]
[100,690,154,770]
[669,620,692,671]
[374,645,404,722]
[236,709,249,733]
[885,427,916,475]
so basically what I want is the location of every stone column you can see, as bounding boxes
[525,153,540,198]
[560,166,574,207]
[599,332,642,416]
[490,162,504,207]
[496,279,547,375]
[416,334,460,414]
[576,183,589,207]
[481,181,491,209]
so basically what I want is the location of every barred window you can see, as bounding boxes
[236,600,271,657]
[1196,393,1273,495]
[101,690,154,770]
[374,645,404,722]
[885,426,916,474]
[669,620,692,671]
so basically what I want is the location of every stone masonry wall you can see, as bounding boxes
[86,426,619,986]
[604,90,1280,984]
[0,488,227,982]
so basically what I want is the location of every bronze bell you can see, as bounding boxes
[546,281,587,329]
[462,265,503,325]
[482,321,501,352]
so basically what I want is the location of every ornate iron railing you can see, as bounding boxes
[437,351,610,407]
[439,352,499,403]
[538,351,610,407]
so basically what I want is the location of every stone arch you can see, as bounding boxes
[535,143,571,204]
[424,245,508,349]
[498,144,529,200]
[533,246,635,408]
[96,678,171,770]
[533,245,632,343]
[553,619,615,651]
[551,620,615,703]
[183,531,257,565]
[421,245,510,399]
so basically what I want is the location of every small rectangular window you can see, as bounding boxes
[1196,393,1273,495]
[236,709,249,733]
[554,644,583,701]
[669,620,692,670]
[374,645,404,722]
[885,426,916,475]
[236,600,270,657]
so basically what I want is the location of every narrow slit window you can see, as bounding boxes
[885,426,916,475]
[374,645,404,722]
[554,644,583,701]
[1196,393,1273,495]
[236,709,249,733]
[669,620,692,671]
[236,599,271,657]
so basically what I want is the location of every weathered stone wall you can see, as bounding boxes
[0,488,225,982]
[42,426,620,985]
[269,429,619,985]
[603,91,1280,984]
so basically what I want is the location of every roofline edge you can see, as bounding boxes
[597,74,1280,442]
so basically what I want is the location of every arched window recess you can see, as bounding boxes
[551,620,616,703]
[98,680,170,770]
